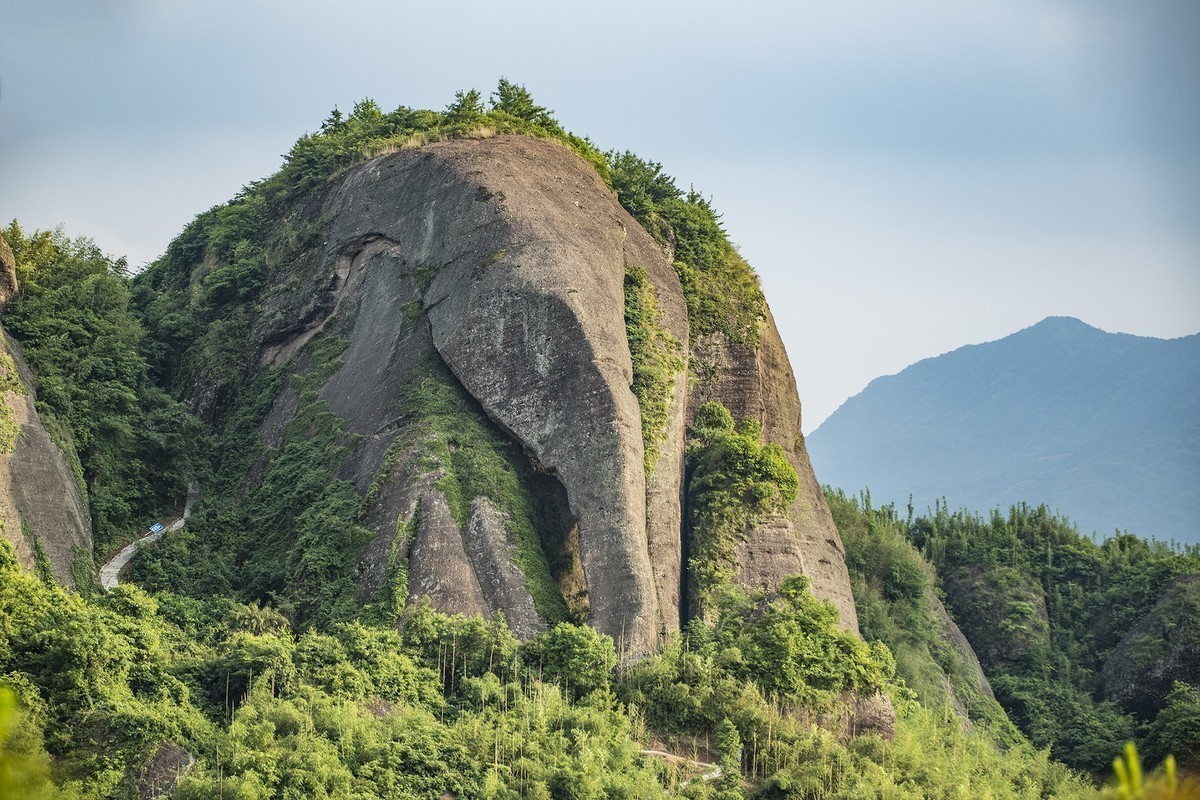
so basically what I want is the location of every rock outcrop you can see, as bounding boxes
[942,564,1049,670]
[689,307,857,630]
[0,234,17,308]
[1103,574,1200,718]
[0,234,94,586]
[176,135,855,655]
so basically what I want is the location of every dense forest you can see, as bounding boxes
[1,81,1197,798]
[828,491,1200,777]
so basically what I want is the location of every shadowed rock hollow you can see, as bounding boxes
[173,135,855,656]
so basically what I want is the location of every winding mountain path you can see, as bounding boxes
[99,484,197,591]
[638,750,722,782]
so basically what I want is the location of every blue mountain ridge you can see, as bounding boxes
[807,316,1200,544]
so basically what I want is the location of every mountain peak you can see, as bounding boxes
[1026,315,1095,333]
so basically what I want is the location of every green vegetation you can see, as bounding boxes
[0,341,24,454]
[390,360,571,625]
[686,403,799,617]
[911,502,1200,774]
[2,534,1101,799]
[131,336,371,626]
[624,265,685,473]
[827,489,1025,740]
[1098,742,1200,799]
[133,347,574,629]
[0,684,58,799]
[828,491,1200,777]
[609,153,765,345]
[1142,683,1200,773]
[1,222,201,552]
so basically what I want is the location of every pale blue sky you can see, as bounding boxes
[2,0,1197,431]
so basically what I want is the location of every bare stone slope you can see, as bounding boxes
[231,135,853,654]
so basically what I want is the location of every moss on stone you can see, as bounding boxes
[624,266,684,475]
[398,359,570,625]
[0,345,25,454]
[686,401,799,618]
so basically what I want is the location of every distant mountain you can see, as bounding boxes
[807,317,1200,544]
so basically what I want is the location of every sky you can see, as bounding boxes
[1,1,1197,433]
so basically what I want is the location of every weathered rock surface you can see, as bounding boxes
[0,326,94,587]
[0,233,16,308]
[218,135,855,653]
[136,742,195,800]
[929,591,997,728]
[464,497,544,639]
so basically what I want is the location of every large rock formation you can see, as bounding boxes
[175,135,854,655]
[0,236,94,587]
[0,234,17,308]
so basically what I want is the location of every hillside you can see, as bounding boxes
[807,316,1200,543]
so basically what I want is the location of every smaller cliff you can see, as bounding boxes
[0,235,94,587]
[1104,574,1200,719]
[0,234,17,307]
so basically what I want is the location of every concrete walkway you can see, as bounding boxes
[99,485,197,591]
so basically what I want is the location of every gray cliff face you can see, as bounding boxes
[235,135,855,653]
[0,326,94,587]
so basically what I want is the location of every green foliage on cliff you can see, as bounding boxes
[0,341,25,454]
[132,337,374,626]
[624,265,685,473]
[686,402,799,616]
[609,153,765,345]
[1,222,201,553]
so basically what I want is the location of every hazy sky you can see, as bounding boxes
[2,1,1197,432]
